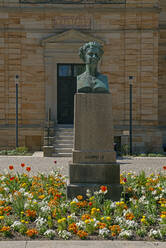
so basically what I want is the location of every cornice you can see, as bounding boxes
[0,6,160,13]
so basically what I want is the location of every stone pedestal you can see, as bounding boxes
[67,93,122,200]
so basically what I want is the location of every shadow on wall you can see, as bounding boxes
[25,136,42,151]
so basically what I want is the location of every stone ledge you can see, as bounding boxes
[69,162,120,184]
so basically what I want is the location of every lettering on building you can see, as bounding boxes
[54,16,92,29]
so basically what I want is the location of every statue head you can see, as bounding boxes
[79,41,104,64]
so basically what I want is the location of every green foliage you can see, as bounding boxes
[15,146,28,153]
[0,147,32,156]
[19,225,28,235]
[136,228,147,237]
[12,195,27,215]
[135,153,165,157]
[121,144,130,156]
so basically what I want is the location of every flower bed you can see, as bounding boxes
[0,163,165,241]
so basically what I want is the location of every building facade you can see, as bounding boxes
[0,0,165,152]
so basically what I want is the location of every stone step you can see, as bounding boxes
[55,127,74,130]
[55,129,73,132]
[55,132,73,136]
[54,139,74,144]
[55,148,73,153]
[51,124,74,157]
[56,124,73,128]
[54,143,73,148]
[52,153,72,157]
[54,135,73,140]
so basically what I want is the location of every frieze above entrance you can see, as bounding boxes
[20,0,126,4]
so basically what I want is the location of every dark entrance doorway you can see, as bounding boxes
[57,64,85,124]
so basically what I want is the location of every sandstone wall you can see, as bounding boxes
[159,0,166,126]
[0,0,163,151]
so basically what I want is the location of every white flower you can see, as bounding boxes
[0,176,6,181]
[24,192,33,198]
[40,206,50,213]
[119,230,133,239]
[0,195,5,201]
[24,202,29,209]
[110,202,116,208]
[94,220,100,227]
[149,229,162,239]
[35,217,47,227]
[11,221,22,228]
[99,189,108,195]
[152,190,157,195]
[86,189,91,198]
[3,169,8,175]
[72,198,79,203]
[139,196,146,203]
[19,188,25,193]
[154,196,159,200]
[9,194,13,202]
[4,187,9,192]
[44,229,56,237]
[94,191,100,196]
[76,221,85,228]
[70,213,77,218]
[123,209,128,216]
[61,202,70,209]
[99,228,110,237]
[125,220,138,229]
[163,188,166,193]
[58,230,72,240]
[130,198,137,204]
[115,216,124,224]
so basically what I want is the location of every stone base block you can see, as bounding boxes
[67,183,122,201]
[69,163,120,184]
[43,146,54,157]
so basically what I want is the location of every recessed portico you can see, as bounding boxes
[41,29,104,124]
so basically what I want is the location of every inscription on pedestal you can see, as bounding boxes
[73,150,116,163]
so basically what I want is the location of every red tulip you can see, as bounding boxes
[9,165,14,170]
[100,185,107,192]
[26,167,31,172]
[10,177,15,181]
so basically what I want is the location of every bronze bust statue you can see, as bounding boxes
[77,41,110,93]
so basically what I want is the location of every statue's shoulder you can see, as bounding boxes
[77,71,86,80]
[97,73,108,81]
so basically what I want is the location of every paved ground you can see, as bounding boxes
[0,241,166,248]
[0,153,165,176]
[0,240,165,248]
